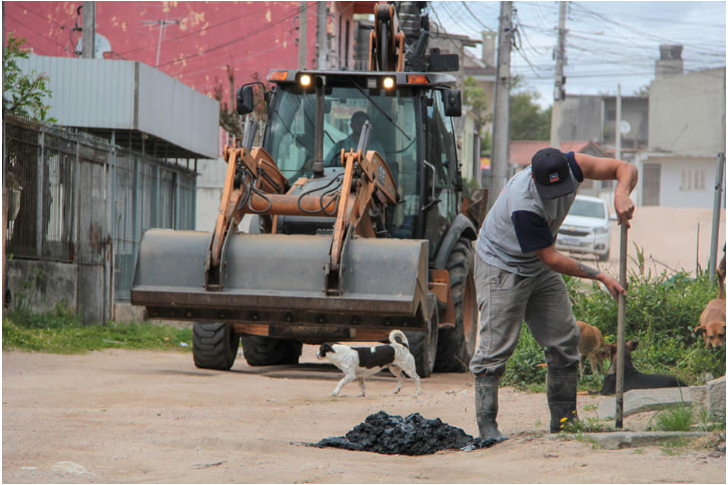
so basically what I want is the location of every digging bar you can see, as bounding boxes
[615,222,628,429]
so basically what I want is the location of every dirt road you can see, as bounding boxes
[3,347,725,484]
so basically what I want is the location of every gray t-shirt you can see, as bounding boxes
[475,151,583,276]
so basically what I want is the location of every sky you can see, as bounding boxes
[430,1,726,108]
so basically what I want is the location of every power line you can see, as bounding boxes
[117,3,277,57]
[156,4,313,69]
[4,12,68,52]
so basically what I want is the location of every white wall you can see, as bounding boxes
[195,157,255,233]
[195,158,226,232]
[637,154,725,208]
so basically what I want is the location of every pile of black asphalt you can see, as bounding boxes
[314,411,496,455]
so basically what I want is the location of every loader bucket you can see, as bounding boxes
[130,229,429,329]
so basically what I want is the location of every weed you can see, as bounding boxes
[660,436,690,455]
[3,305,193,354]
[696,408,726,432]
[647,391,693,432]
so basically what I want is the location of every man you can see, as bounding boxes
[470,148,638,442]
[325,111,386,166]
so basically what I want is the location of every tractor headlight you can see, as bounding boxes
[300,74,312,87]
[382,77,395,89]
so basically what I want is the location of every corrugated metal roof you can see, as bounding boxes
[16,55,219,159]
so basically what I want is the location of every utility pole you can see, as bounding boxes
[81,1,96,59]
[615,83,622,160]
[298,2,307,69]
[549,1,567,149]
[489,1,514,210]
[316,2,328,69]
[708,72,727,280]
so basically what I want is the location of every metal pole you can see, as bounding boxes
[708,153,725,280]
[155,20,164,68]
[549,1,567,149]
[489,1,514,211]
[615,223,628,429]
[37,131,45,258]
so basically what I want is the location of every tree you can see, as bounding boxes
[463,76,491,127]
[509,76,550,140]
[3,33,56,122]
[634,84,650,96]
[213,67,269,140]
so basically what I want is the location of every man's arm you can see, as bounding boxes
[535,243,626,300]
[574,153,638,228]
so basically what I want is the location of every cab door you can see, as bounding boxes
[423,90,459,258]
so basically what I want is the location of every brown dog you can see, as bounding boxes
[695,299,726,348]
[694,257,726,348]
[576,320,609,378]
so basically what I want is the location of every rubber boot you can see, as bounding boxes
[547,365,579,433]
[475,374,508,443]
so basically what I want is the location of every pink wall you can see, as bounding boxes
[4,1,322,103]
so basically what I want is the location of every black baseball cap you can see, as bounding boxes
[531,148,575,199]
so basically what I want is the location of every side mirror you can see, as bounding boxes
[236,85,255,115]
[444,89,462,117]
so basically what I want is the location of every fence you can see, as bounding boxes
[3,115,197,320]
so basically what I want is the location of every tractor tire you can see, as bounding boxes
[405,293,439,378]
[434,237,478,373]
[240,335,302,366]
[192,322,240,370]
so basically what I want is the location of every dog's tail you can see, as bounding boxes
[717,251,726,299]
[389,329,409,349]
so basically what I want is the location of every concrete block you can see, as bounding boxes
[692,377,726,418]
[597,387,692,420]
[113,303,147,322]
[5,259,77,313]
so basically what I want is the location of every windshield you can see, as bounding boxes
[569,199,606,219]
[265,84,418,196]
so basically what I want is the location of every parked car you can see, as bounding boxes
[556,195,612,261]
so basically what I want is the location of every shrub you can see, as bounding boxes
[504,269,725,390]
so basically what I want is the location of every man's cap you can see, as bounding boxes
[531,148,575,199]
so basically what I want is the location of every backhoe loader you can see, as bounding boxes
[130,4,487,376]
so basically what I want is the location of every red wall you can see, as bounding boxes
[4,1,320,103]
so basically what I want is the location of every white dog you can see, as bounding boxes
[316,329,421,397]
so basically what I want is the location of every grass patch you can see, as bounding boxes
[502,268,725,391]
[648,404,693,432]
[3,304,192,354]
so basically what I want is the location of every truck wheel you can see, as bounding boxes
[192,322,239,370]
[240,335,302,366]
[405,293,439,378]
[434,237,478,373]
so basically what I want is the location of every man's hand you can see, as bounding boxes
[614,194,635,228]
[537,245,627,300]
[598,273,627,300]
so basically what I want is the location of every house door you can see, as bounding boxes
[643,163,661,206]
